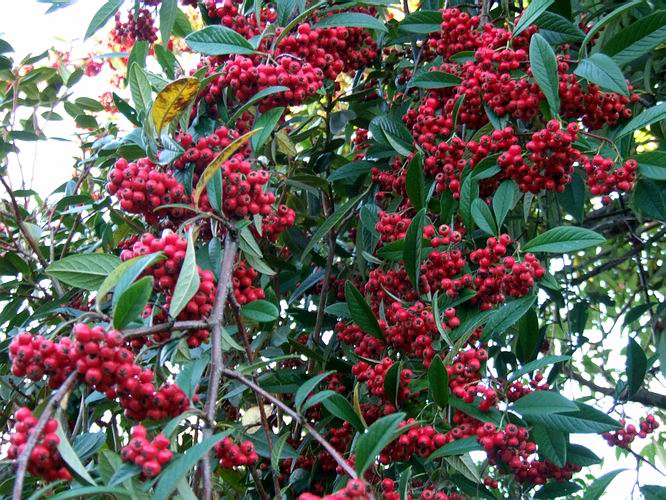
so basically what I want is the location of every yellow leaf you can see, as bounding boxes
[192,128,263,206]
[353,382,368,429]
[151,77,200,136]
[275,129,297,158]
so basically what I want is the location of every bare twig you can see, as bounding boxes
[201,234,238,500]
[221,368,358,479]
[13,371,78,500]
[122,319,211,340]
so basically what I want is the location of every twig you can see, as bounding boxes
[201,234,238,500]
[12,371,78,500]
[221,368,358,479]
[122,319,211,340]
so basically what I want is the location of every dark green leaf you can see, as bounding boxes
[485,295,536,335]
[170,230,200,317]
[383,361,402,407]
[185,26,255,55]
[509,355,570,381]
[56,420,96,485]
[514,0,555,37]
[322,393,365,432]
[85,0,123,40]
[113,276,153,329]
[529,33,560,115]
[471,199,497,235]
[355,412,406,475]
[525,402,622,433]
[633,151,666,180]
[313,12,387,32]
[522,226,605,253]
[345,281,384,340]
[574,53,629,96]
[510,391,578,416]
[602,12,666,65]
[46,254,120,290]
[427,437,482,461]
[617,102,666,138]
[399,10,441,33]
[566,444,602,466]
[585,469,627,500]
[536,11,585,44]
[406,153,425,212]
[159,0,178,45]
[241,300,279,322]
[408,71,462,89]
[294,371,335,411]
[532,425,567,467]
[626,337,647,396]
[428,355,449,408]
[252,107,284,152]
[534,481,581,499]
[403,208,426,292]
[493,180,519,229]
[108,463,141,486]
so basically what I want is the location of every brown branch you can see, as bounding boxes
[12,371,78,500]
[122,319,211,340]
[564,367,666,410]
[220,368,358,479]
[201,234,238,500]
[570,227,666,285]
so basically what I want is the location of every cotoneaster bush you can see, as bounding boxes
[0,0,665,499]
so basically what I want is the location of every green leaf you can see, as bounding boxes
[176,356,209,399]
[241,300,279,322]
[427,437,482,461]
[322,393,365,432]
[558,170,586,222]
[295,371,335,411]
[46,254,120,290]
[626,337,647,396]
[369,114,413,157]
[383,361,402,406]
[532,425,567,467]
[581,0,645,52]
[603,12,666,66]
[113,276,153,329]
[72,432,106,463]
[403,208,426,293]
[108,463,141,486]
[493,181,519,229]
[98,252,163,308]
[345,281,384,340]
[514,0,555,37]
[509,355,570,382]
[56,420,96,485]
[302,390,337,412]
[428,355,449,408]
[522,226,605,253]
[398,466,412,500]
[271,433,290,472]
[566,444,602,466]
[642,485,666,500]
[159,0,178,44]
[84,0,123,40]
[328,160,375,182]
[459,173,478,231]
[617,102,666,139]
[534,481,581,499]
[634,151,666,180]
[49,487,132,500]
[398,10,441,33]
[301,191,365,259]
[633,179,666,221]
[574,53,629,96]
[525,402,622,433]
[406,153,425,211]
[408,71,462,89]
[153,431,233,500]
[185,26,255,55]
[510,391,578,416]
[471,199,497,235]
[169,230,200,318]
[129,63,152,115]
[252,107,284,152]
[529,33,560,115]
[354,412,406,475]
[485,294,536,335]
[585,469,627,500]
[314,12,387,33]
[536,11,585,44]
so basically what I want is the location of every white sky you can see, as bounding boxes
[1,1,664,497]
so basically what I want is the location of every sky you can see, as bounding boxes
[1,1,664,498]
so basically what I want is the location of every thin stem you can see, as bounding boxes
[201,234,238,500]
[220,368,358,479]
[13,372,78,500]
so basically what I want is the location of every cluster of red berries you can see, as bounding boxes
[375,211,412,243]
[506,372,550,402]
[204,0,275,39]
[383,302,439,365]
[336,321,385,359]
[602,415,659,449]
[7,408,71,482]
[120,425,173,479]
[299,479,369,500]
[421,249,469,300]
[352,358,412,401]
[212,56,324,111]
[107,158,188,225]
[584,156,638,199]
[9,333,74,389]
[470,235,544,310]
[173,128,241,174]
[447,348,497,410]
[232,260,266,305]
[120,233,218,346]
[382,420,447,463]
[427,8,482,59]
[261,204,296,241]
[214,436,258,468]
[111,8,158,47]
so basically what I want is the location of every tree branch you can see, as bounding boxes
[201,234,238,500]
[13,371,78,500]
[220,368,358,479]
[122,319,211,340]
[564,367,666,410]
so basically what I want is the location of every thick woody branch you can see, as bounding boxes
[13,371,78,500]
[201,234,238,500]
[565,367,666,410]
[220,368,358,479]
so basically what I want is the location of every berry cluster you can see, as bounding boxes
[111,8,158,47]
[299,479,369,500]
[107,158,188,225]
[382,420,447,462]
[120,425,173,479]
[602,415,659,449]
[447,348,496,410]
[232,260,265,305]
[9,333,74,389]
[261,204,296,241]
[352,358,412,401]
[214,436,258,468]
[204,0,276,39]
[584,156,637,200]
[7,408,71,482]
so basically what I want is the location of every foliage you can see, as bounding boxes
[0,0,665,499]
